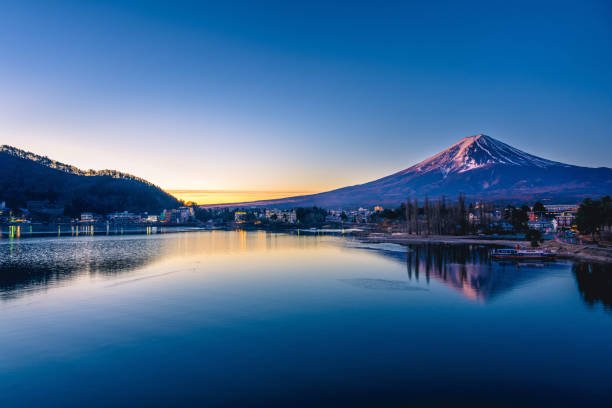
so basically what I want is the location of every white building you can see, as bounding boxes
[107,211,139,222]
[265,209,297,224]
[177,206,195,223]
[528,220,554,233]
[80,212,94,222]
[553,213,575,231]
[234,211,247,222]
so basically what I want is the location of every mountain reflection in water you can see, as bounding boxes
[348,242,612,309]
[0,232,610,312]
[1,231,611,407]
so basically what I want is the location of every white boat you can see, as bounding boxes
[491,248,555,260]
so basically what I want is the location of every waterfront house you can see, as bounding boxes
[80,212,94,222]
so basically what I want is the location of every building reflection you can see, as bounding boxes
[0,236,166,301]
[0,230,329,301]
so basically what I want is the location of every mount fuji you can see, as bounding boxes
[223,134,612,208]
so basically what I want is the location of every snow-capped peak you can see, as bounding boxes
[406,134,566,177]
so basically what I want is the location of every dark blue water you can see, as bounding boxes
[1,231,611,407]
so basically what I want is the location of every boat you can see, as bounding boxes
[491,248,555,260]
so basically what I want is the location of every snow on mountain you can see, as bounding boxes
[208,134,612,208]
[403,134,567,177]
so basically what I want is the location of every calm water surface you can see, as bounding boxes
[1,231,611,407]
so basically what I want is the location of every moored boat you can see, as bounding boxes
[491,248,555,260]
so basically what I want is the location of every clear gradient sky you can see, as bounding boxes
[2,1,611,203]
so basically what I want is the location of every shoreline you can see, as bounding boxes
[359,233,612,264]
[361,233,528,247]
[3,225,611,264]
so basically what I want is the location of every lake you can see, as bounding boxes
[1,231,611,407]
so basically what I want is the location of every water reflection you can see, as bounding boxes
[360,242,611,307]
[0,236,165,300]
[573,263,612,311]
[1,232,611,407]
[0,231,328,301]
[2,232,611,312]
[340,278,429,291]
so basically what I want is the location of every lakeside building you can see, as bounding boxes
[325,214,342,223]
[80,212,94,222]
[327,207,373,223]
[161,209,173,222]
[265,209,297,224]
[348,208,372,223]
[552,213,575,231]
[542,204,577,219]
[525,204,578,232]
[468,213,480,224]
[528,220,555,233]
[0,197,586,232]
[160,207,195,223]
[545,204,578,213]
[107,211,140,222]
[177,206,195,223]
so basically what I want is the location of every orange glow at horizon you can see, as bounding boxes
[167,189,318,205]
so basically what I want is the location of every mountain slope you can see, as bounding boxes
[219,134,612,208]
[0,145,179,215]
[404,134,566,175]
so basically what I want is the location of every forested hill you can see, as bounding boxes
[0,145,180,215]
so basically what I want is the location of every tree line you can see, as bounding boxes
[575,196,612,241]
[371,194,535,236]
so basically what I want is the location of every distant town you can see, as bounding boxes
[2,195,609,247]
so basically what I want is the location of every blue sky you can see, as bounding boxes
[1,1,611,201]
